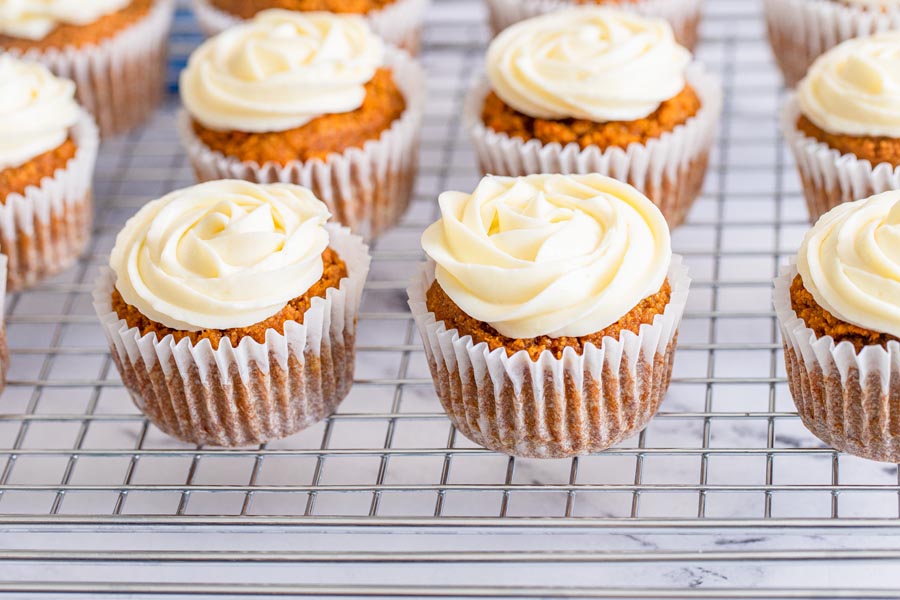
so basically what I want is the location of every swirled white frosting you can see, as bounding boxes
[0,55,81,171]
[0,0,130,40]
[485,7,691,122]
[180,9,384,133]
[421,174,672,339]
[837,0,900,8]
[798,190,900,338]
[798,32,900,138]
[111,180,333,332]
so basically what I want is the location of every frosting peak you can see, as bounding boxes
[798,32,900,138]
[486,7,691,122]
[180,9,384,133]
[0,0,130,40]
[422,174,672,339]
[110,180,332,332]
[0,55,81,171]
[798,190,900,338]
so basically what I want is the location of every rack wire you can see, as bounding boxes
[4,0,900,597]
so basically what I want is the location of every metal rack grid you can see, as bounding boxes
[5,1,900,595]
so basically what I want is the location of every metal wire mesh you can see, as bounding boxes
[1,0,897,527]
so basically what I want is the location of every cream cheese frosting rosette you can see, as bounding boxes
[0,56,97,291]
[178,9,424,241]
[783,33,900,222]
[765,0,900,88]
[191,0,430,54]
[1,0,175,137]
[465,7,722,229]
[483,0,704,51]
[775,191,900,462]
[94,180,371,447]
[409,174,690,458]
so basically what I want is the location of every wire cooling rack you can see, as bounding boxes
[6,0,900,598]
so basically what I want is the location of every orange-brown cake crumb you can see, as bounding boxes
[112,247,348,349]
[790,274,899,352]
[481,85,702,150]
[209,0,397,18]
[192,68,406,165]
[797,115,900,168]
[0,0,153,51]
[427,279,672,360]
[0,139,78,201]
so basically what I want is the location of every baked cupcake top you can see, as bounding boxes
[486,7,691,122]
[797,32,900,138]
[110,179,333,332]
[0,0,130,39]
[421,174,671,339]
[797,190,900,338]
[180,9,384,133]
[0,55,80,170]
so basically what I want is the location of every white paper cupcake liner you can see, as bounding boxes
[0,255,8,396]
[408,255,690,459]
[774,263,900,463]
[6,0,174,138]
[465,64,721,228]
[0,110,98,292]
[93,225,371,447]
[484,0,704,49]
[764,0,900,87]
[781,96,900,223]
[192,0,430,53]
[178,47,424,242]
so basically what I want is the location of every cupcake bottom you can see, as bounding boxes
[775,265,900,463]
[0,255,8,396]
[409,257,690,459]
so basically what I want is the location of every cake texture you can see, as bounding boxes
[410,174,689,458]
[775,190,900,463]
[178,10,424,240]
[466,8,721,228]
[94,180,371,447]
[1,0,174,137]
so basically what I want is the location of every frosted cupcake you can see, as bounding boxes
[765,0,900,87]
[409,174,690,458]
[193,0,428,54]
[484,0,704,50]
[178,10,424,241]
[0,56,98,291]
[0,0,175,137]
[775,190,900,462]
[94,180,370,446]
[783,33,900,222]
[465,8,721,228]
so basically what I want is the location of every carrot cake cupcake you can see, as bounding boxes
[93,179,370,447]
[0,56,98,291]
[765,0,900,88]
[775,190,900,462]
[783,33,900,222]
[193,0,428,53]
[0,0,175,137]
[484,0,704,50]
[178,9,424,241]
[465,8,721,228]
[408,173,690,458]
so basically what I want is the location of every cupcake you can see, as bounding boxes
[0,56,98,291]
[484,0,704,50]
[775,191,900,463]
[764,0,900,88]
[177,10,424,241]
[783,33,900,223]
[0,0,175,137]
[465,8,722,229]
[0,255,8,395]
[408,174,690,459]
[93,180,371,446]
[192,0,429,54]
